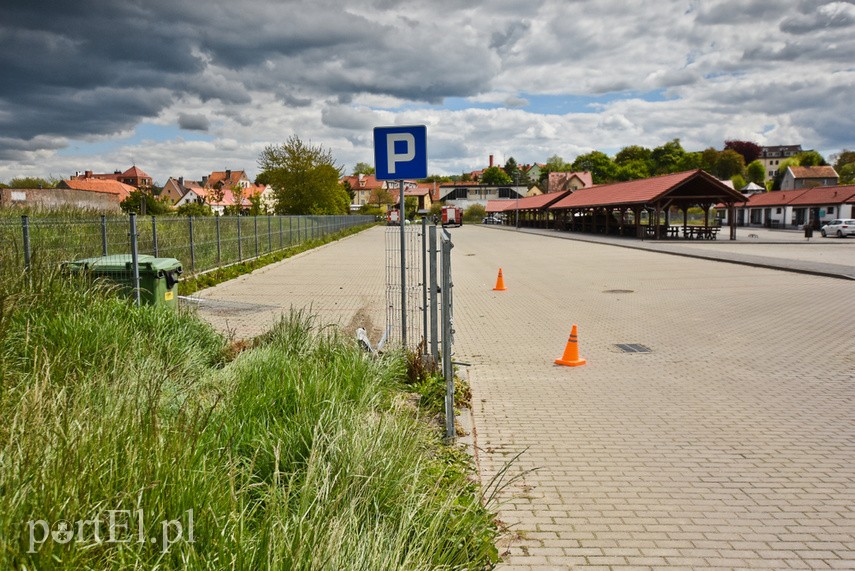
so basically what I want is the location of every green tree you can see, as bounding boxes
[678,151,703,171]
[837,163,855,185]
[651,139,687,174]
[176,202,213,217]
[795,150,826,167]
[571,151,617,184]
[832,149,855,172]
[353,162,375,176]
[614,145,652,167]
[713,149,746,180]
[731,174,747,191]
[503,157,520,183]
[120,190,172,215]
[545,154,569,171]
[8,176,57,188]
[341,179,355,203]
[480,166,512,185]
[746,160,766,184]
[463,203,486,223]
[404,196,419,219]
[370,187,395,208]
[258,136,349,215]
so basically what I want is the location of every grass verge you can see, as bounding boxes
[179,222,376,296]
[0,258,498,569]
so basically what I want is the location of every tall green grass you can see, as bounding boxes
[0,259,498,569]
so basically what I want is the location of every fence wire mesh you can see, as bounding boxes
[3,214,374,276]
[384,225,426,350]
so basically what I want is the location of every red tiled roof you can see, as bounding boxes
[788,166,838,179]
[505,190,574,211]
[60,179,135,200]
[786,184,855,205]
[485,200,517,213]
[207,170,248,188]
[342,174,385,191]
[122,166,152,179]
[549,170,744,210]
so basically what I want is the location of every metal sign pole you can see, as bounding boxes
[399,179,406,346]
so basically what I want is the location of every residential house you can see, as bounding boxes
[759,145,802,181]
[780,166,839,191]
[169,169,273,214]
[721,184,855,228]
[341,173,389,209]
[403,184,433,214]
[547,171,593,193]
[71,166,153,188]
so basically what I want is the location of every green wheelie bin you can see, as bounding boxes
[64,254,183,308]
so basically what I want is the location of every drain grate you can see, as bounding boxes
[615,343,652,353]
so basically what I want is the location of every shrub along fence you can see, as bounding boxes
[2,214,375,302]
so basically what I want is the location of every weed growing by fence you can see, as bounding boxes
[0,259,498,569]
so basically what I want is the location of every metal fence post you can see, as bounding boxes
[267,215,272,253]
[429,224,439,362]
[188,215,196,272]
[422,217,428,356]
[237,216,243,261]
[21,215,31,270]
[101,214,108,256]
[215,215,222,266]
[151,216,158,257]
[279,215,283,248]
[441,231,455,439]
[254,216,259,258]
[129,213,141,306]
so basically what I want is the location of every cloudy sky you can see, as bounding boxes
[1,0,854,185]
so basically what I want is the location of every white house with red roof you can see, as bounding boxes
[720,184,855,228]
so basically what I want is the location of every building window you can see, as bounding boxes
[828,207,834,214]
[776,208,782,214]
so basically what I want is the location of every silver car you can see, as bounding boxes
[820,219,855,238]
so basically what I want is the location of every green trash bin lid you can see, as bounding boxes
[64,255,182,275]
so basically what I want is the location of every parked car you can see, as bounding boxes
[820,219,855,238]
[482,215,503,225]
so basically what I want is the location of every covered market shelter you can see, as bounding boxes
[544,170,747,240]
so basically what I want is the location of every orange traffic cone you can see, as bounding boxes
[492,268,507,291]
[555,324,586,367]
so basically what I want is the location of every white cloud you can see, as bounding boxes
[0,0,853,183]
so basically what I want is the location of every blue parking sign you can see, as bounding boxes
[373,125,427,180]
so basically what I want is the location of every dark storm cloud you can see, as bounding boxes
[178,113,210,131]
[0,0,497,157]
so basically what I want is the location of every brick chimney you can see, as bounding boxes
[85,170,93,178]
[178,176,184,188]
[225,169,231,180]
[202,175,208,186]
[489,155,494,168]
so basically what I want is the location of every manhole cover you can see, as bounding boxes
[604,289,634,294]
[615,343,651,353]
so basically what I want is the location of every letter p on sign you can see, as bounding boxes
[374,125,427,180]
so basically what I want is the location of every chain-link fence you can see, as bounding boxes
[3,214,374,274]
[385,221,456,438]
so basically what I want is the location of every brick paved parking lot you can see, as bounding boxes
[194,225,855,570]
[453,226,855,570]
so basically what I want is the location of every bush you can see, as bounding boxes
[175,201,214,217]
[463,203,486,223]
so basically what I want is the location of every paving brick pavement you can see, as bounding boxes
[191,224,855,570]
[188,227,390,341]
[452,226,854,570]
